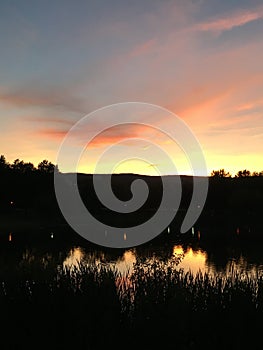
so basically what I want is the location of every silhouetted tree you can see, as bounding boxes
[0,155,9,171]
[235,169,251,178]
[11,159,25,172]
[252,171,263,177]
[11,159,36,173]
[23,162,36,173]
[210,169,231,178]
[37,159,55,173]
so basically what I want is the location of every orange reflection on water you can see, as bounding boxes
[116,250,136,275]
[63,245,207,276]
[173,245,207,275]
[63,247,136,275]
[63,247,84,269]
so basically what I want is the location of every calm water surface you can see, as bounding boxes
[63,242,263,277]
[1,229,263,278]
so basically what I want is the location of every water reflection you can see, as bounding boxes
[115,250,136,274]
[63,247,136,275]
[173,246,207,274]
[63,247,84,269]
[1,229,263,279]
[61,244,227,277]
[62,242,263,278]
[219,256,263,278]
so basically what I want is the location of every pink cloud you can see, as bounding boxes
[89,124,156,147]
[195,5,263,33]
[38,128,68,140]
[27,116,75,126]
[129,39,156,57]
[236,103,256,112]
[37,123,158,148]
[236,98,263,112]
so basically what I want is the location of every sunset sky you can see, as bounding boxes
[1,0,263,176]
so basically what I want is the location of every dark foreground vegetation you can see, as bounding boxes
[1,258,263,349]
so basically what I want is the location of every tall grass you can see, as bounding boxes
[1,258,263,349]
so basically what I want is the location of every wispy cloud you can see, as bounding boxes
[128,39,156,58]
[38,128,68,140]
[27,116,75,126]
[0,85,85,113]
[38,123,164,148]
[235,98,263,112]
[195,5,263,33]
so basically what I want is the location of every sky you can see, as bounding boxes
[0,0,263,176]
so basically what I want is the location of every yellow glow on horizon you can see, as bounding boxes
[76,158,197,176]
[8,148,261,177]
[77,157,162,176]
[1,121,262,177]
[204,152,263,177]
[113,159,161,176]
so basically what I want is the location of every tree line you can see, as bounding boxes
[1,154,262,178]
[0,155,57,174]
[211,168,263,178]
[0,154,59,214]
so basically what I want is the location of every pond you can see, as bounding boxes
[1,226,263,349]
[1,227,263,279]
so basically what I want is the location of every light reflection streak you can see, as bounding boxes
[38,243,263,281]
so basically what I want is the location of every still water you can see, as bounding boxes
[63,241,263,277]
[63,246,208,275]
[1,229,263,278]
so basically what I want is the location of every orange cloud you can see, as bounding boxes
[166,36,263,122]
[89,124,156,147]
[38,128,68,140]
[38,123,161,148]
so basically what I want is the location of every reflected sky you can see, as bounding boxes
[1,229,263,279]
[173,245,207,275]
[62,243,263,277]
[63,247,84,269]
[62,245,212,276]
[63,247,137,275]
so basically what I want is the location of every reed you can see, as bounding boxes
[1,257,263,349]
